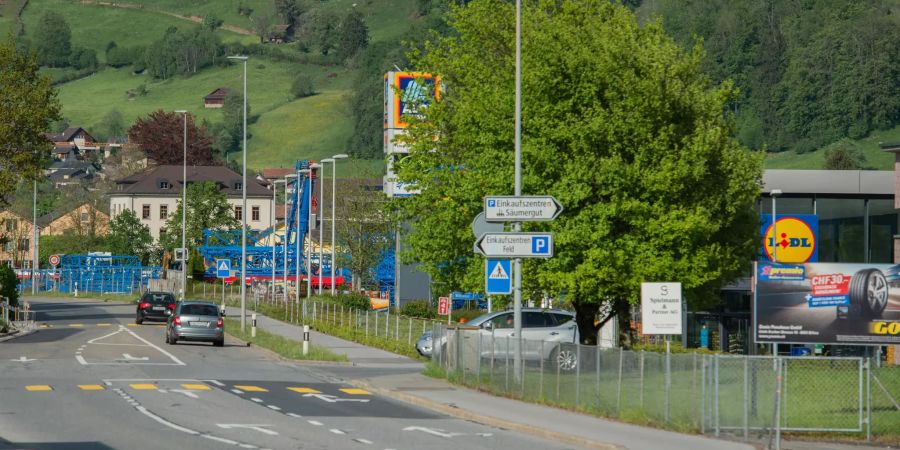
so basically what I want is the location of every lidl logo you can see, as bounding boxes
[760,214,818,263]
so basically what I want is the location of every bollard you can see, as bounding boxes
[251,313,257,338]
[74,282,78,298]
[303,325,310,356]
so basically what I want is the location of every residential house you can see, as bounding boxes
[44,127,101,162]
[203,88,230,108]
[45,159,100,188]
[38,202,110,237]
[256,168,295,191]
[0,210,35,269]
[109,165,274,242]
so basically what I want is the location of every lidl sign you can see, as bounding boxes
[759,214,818,263]
[384,72,441,129]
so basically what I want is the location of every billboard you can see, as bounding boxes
[755,262,900,345]
[759,214,818,263]
[383,72,441,131]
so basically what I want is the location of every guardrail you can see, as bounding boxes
[2,299,36,330]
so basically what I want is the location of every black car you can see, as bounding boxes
[135,292,176,324]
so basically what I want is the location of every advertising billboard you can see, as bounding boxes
[755,262,900,345]
[383,72,441,131]
[759,214,818,263]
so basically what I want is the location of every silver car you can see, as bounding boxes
[166,301,224,347]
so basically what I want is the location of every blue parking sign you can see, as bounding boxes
[531,236,550,254]
[485,259,512,295]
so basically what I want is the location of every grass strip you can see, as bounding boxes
[223,317,347,363]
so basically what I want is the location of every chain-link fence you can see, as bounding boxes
[432,325,898,445]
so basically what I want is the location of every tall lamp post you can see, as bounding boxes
[512,0,524,383]
[318,159,331,296]
[175,110,188,300]
[296,168,310,320]
[283,173,296,311]
[32,180,38,294]
[329,154,347,295]
[227,55,249,330]
[271,179,285,305]
[306,163,321,301]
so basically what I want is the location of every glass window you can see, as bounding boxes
[160,204,168,219]
[490,313,514,329]
[552,313,574,325]
[180,304,219,316]
[523,312,552,328]
[817,198,865,262]
[142,205,151,219]
[252,206,260,221]
[868,199,897,263]
[235,206,242,221]
[759,197,814,215]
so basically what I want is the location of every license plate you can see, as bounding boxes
[190,321,209,327]
[152,306,164,311]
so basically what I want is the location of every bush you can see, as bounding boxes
[290,74,315,99]
[0,266,19,314]
[334,292,370,311]
[400,299,435,319]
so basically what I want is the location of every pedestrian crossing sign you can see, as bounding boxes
[485,259,512,295]
[216,259,232,278]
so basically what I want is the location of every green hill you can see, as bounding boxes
[9,0,420,174]
[765,125,900,171]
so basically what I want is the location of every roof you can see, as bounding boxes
[53,143,76,153]
[260,168,294,179]
[49,159,95,170]
[45,127,94,143]
[204,88,231,101]
[36,202,108,227]
[881,142,900,153]
[112,165,271,197]
[48,169,93,183]
[762,170,894,196]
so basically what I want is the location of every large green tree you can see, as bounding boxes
[160,181,239,255]
[107,209,153,263]
[336,10,369,61]
[0,37,61,202]
[396,0,763,345]
[33,11,72,67]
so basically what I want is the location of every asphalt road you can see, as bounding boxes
[0,297,578,450]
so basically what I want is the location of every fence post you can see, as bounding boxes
[490,328,495,388]
[365,310,369,338]
[665,342,671,423]
[408,318,412,345]
[714,353,720,437]
[640,350,645,408]
[616,347,623,415]
[556,341,561,401]
[539,339,544,401]
[774,357,783,450]
[575,343,581,408]
[596,343,601,411]
[385,309,390,337]
[866,357,872,442]
[701,355,707,434]
[505,335,510,393]
[374,310,378,337]
[477,331,482,389]
[783,357,789,428]
[743,355,749,440]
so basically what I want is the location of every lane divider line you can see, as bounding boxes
[307,420,323,426]
[286,413,303,418]
[231,389,245,394]
[266,405,281,411]
[329,429,345,435]
[339,388,371,395]
[130,384,157,390]
[354,438,373,444]
[250,397,263,403]
[181,384,211,390]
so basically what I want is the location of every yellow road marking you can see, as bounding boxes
[288,387,321,394]
[78,385,105,391]
[234,385,268,392]
[127,324,140,327]
[39,324,51,328]
[339,388,371,395]
[96,323,112,327]
[181,384,211,390]
[69,324,84,327]
[129,384,157,390]
[25,385,53,391]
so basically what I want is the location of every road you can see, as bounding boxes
[0,297,578,450]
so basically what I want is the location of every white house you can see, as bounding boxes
[109,165,274,242]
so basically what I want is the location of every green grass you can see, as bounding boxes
[765,125,900,170]
[223,317,347,362]
[95,0,273,34]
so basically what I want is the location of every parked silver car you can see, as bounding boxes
[165,301,224,347]
[418,308,580,370]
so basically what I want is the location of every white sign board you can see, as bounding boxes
[640,282,682,335]
[484,196,562,222]
[475,233,553,258]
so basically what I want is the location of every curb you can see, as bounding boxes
[0,328,36,343]
[350,379,623,450]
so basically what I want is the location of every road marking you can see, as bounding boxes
[171,389,199,399]
[78,385,105,391]
[201,434,239,446]
[286,413,303,418]
[216,424,278,436]
[127,323,140,327]
[354,438,373,444]
[122,353,150,361]
[329,429,345,435]
[234,385,268,392]
[302,393,370,403]
[266,405,281,411]
[238,445,257,449]
[120,326,185,365]
[136,405,198,435]
[339,388,371,395]
[10,356,36,362]
[78,326,185,366]
[25,385,53,391]
[231,388,245,394]
[251,397,263,403]
[287,387,321,394]
[402,426,463,438]
[97,323,112,326]
[130,384,157,390]
[206,380,225,387]
[69,324,84,327]
[307,420,323,426]
[181,384,211,390]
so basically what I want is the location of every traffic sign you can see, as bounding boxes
[48,255,60,266]
[485,259,512,295]
[471,211,504,238]
[216,259,232,278]
[484,196,562,222]
[474,233,554,258]
[438,297,450,316]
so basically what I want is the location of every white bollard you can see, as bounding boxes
[74,282,78,298]
[303,325,310,356]
[251,313,257,338]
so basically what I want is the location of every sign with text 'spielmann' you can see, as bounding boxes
[641,282,683,335]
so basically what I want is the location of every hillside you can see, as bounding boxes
[765,125,900,171]
[9,0,421,174]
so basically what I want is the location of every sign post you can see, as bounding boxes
[485,259,512,295]
[216,259,231,312]
[640,282,683,335]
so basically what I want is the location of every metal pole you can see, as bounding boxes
[330,159,338,295]
[512,0,523,386]
[32,180,37,295]
[226,55,250,331]
[317,162,325,296]
[306,167,315,302]
[272,179,278,305]
[774,357,782,450]
[181,111,187,301]
[394,227,400,312]
[295,169,302,318]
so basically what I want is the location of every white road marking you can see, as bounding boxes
[286,413,303,418]
[238,445,257,449]
[207,380,226,387]
[201,434,239,445]
[232,389,245,394]
[266,405,281,411]
[120,326,185,365]
[251,397,263,403]
[122,353,150,361]
[301,393,370,403]
[402,426,463,438]
[216,424,279,436]
[354,438,373,444]
[10,356,36,362]
[329,429,345,435]
[307,420,323,426]
[171,389,200,399]
[136,405,198,435]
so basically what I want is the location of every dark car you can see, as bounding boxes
[135,292,176,324]
[166,301,224,347]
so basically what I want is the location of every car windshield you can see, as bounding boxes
[180,304,219,316]
[145,293,174,304]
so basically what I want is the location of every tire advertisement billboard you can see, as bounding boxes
[755,262,900,345]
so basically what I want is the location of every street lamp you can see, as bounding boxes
[296,168,310,319]
[330,154,348,295]
[175,110,188,301]
[318,159,331,296]
[306,163,321,301]
[771,189,782,263]
[283,173,297,313]
[271,178,285,306]
[227,55,249,330]
[32,180,37,295]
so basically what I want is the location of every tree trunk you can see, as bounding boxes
[572,300,600,345]
[615,297,635,349]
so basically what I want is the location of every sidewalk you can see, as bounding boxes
[246,312,890,450]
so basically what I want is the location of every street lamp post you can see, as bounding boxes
[227,55,249,331]
[317,160,330,296]
[271,179,285,306]
[306,163,321,301]
[283,174,296,312]
[329,154,347,295]
[296,168,310,320]
[32,180,37,294]
[513,0,523,383]
[175,110,188,300]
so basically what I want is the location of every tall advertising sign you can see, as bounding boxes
[755,262,900,345]
[383,72,441,198]
[759,214,818,263]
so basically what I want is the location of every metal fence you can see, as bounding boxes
[303,300,439,348]
[432,325,899,445]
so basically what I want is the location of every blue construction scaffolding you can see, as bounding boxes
[20,254,161,295]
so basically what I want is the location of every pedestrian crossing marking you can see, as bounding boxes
[234,385,268,392]
[26,385,53,391]
[127,324,140,327]
[339,388,371,395]
[78,385,105,391]
[181,384,211,390]
[489,262,509,279]
[129,384,157,390]
[287,387,321,394]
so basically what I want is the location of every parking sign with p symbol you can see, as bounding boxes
[532,236,549,254]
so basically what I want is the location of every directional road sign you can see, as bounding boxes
[216,259,232,278]
[475,233,554,258]
[484,196,563,222]
[485,259,512,295]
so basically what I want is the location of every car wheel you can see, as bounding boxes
[213,338,224,347]
[168,332,177,345]
[135,315,143,325]
[551,346,578,372]
[849,268,889,318]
